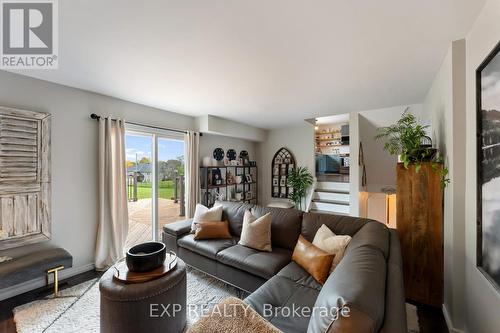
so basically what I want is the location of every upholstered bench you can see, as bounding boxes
[0,243,73,295]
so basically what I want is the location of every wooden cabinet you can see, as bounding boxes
[396,162,443,307]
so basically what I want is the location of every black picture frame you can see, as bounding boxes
[476,41,500,291]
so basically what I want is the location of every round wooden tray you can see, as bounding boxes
[113,252,177,284]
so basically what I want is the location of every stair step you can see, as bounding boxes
[309,209,350,216]
[316,181,350,191]
[312,199,350,206]
[315,189,350,194]
[310,201,350,214]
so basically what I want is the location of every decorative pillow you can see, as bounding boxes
[238,210,272,252]
[191,204,223,231]
[292,235,334,284]
[312,224,352,272]
[194,221,232,240]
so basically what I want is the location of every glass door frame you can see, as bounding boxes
[125,123,185,241]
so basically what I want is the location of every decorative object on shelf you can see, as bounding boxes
[227,149,237,160]
[476,41,500,291]
[213,148,225,161]
[287,166,313,211]
[230,159,239,166]
[211,168,223,185]
[246,191,253,200]
[226,171,235,185]
[249,161,257,166]
[200,166,258,207]
[271,148,296,199]
[223,158,230,166]
[273,178,279,186]
[239,150,249,159]
[202,156,212,167]
[375,107,449,188]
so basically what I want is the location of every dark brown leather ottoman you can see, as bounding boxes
[99,258,187,333]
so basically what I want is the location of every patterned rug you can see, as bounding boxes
[13,268,419,332]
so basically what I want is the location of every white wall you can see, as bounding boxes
[423,39,466,331]
[196,115,267,142]
[464,0,500,332]
[199,134,257,166]
[358,104,423,193]
[256,122,315,207]
[0,70,197,272]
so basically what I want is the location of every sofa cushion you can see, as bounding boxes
[301,212,368,241]
[216,201,255,237]
[277,262,322,291]
[251,206,303,250]
[292,235,334,284]
[177,234,237,260]
[345,221,390,259]
[239,210,272,252]
[245,274,319,333]
[217,245,292,279]
[307,244,387,333]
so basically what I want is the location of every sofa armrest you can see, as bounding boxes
[163,219,193,236]
[162,219,192,254]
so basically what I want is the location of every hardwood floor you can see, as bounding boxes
[0,270,101,333]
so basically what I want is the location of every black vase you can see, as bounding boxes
[126,242,166,272]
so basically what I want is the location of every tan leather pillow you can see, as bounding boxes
[193,221,232,240]
[292,235,335,284]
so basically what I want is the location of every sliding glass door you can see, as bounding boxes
[124,125,186,249]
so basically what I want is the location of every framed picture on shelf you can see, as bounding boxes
[288,164,294,173]
[281,164,287,173]
[212,168,223,185]
[280,177,286,186]
[273,187,279,195]
[279,191,287,198]
[476,41,500,291]
[275,157,283,164]
[273,178,279,186]
[246,174,253,183]
[246,191,253,200]
[284,157,291,164]
[273,166,279,176]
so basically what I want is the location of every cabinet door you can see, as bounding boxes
[0,107,51,250]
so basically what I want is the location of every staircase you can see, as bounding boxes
[310,181,350,215]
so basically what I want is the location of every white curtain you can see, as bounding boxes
[185,131,200,218]
[95,117,129,270]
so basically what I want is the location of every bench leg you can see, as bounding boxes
[46,266,64,297]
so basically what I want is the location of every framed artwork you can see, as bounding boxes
[273,166,279,176]
[273,178,279,186]
[477,41,500,290]
[280,177,286,186]
[245,174,253,183]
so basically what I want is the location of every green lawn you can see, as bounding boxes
[128,180,178,200]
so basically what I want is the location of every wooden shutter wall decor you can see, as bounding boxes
[0,106,51,250]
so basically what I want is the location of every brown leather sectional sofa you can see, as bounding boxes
[162,201,406,333]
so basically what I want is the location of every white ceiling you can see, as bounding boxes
[8,0,485,129]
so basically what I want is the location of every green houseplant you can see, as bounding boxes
[375,108,450,188]
[287,166,314,210]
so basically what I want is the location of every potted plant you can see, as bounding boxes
[375,108,449,187]
[287,166,314,210]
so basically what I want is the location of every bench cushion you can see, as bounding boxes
[0,245,72,289]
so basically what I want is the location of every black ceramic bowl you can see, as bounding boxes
[126,242,166,272]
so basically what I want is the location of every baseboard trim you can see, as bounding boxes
[0,263,95,301]
[442,304,465,333]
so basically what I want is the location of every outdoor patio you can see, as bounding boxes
[125,198,186,249]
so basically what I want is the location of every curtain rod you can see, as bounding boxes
[89,113,202,136]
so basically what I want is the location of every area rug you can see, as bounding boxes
[13,268,419,332]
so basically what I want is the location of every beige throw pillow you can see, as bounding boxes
[238,210,272,252]
[191,204,223,231]
[312,224,352,272]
